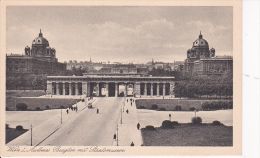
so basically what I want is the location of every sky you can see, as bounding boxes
[6,6,233,63]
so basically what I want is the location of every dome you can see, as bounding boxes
[32,30,49,46]
[192,32,209,47]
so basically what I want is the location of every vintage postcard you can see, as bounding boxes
[0,0,242,156]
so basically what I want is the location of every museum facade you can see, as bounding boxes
[6,30,66,75]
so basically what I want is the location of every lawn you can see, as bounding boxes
[6,91,46,98]
[6,127,29,144]
[137,109,233,127]
[141,124,233,146]
[135,99,230,111]
[6,98,81,111]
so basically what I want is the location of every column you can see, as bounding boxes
[157,83,159,96]
[75,83,78,96]
[87,83,90,97]
[96,82,99,97]
[105,82,109,97]
[115,83,118,97]
[124,83,127,97]
[52,83,55,95]
[151,83,153,96]
[170,81,175,98]
[134,82,140,97]
[56,83,60,95]
[47,81,52,95]
[63,82,66,95]
[144,83,147,96]
[69,82,72,95]
[82,82,88,96]
[163,83,166,96]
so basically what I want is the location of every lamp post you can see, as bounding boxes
[116,125,119,146]
[61,109,62,124]
[120,108,122,124]
[30,124,33,146]
[194,110,197,118]
[76,101,78,112]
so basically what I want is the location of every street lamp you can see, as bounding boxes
[61,109,62,124]
[120,108,122,124]
[116,125,119,146]
[30,124,33,146]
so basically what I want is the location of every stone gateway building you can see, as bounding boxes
[46,73,175,97]
[6,30,66,75]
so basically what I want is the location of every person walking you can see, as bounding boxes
[113,134,116,140]
[137,123,140,130]
[131,102,132,106]
[127,99,128,103]
[130,142,134,146]
[66,109,69,114]
[126,109,129,114]
[97,108,99,114]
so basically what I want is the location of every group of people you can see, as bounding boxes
[66,105,78,114]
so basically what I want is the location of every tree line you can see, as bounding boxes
[174,73,233,99]
[6,67,87,90]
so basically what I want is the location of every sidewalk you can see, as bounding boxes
[113,98,143,146]
[7,97,99,146]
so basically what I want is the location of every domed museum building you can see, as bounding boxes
[6,30,66,75]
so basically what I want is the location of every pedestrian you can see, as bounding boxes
[137,123,140,130]
[130,142,134,146]
[97,108,99,114]
[131,102,132,106]
[126,109,129,114]
[127,99,128,102]
[66,109,69,114]
[114,134,116,140]
[76,107,78,112]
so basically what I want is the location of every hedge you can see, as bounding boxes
[202,101,233,111]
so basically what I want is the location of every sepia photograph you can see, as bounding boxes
[0,0,242,156]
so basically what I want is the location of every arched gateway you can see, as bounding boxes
[46,73,175,97]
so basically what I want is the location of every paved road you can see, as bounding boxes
[40,97,123,146]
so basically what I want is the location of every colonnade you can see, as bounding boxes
[47,81,174,97]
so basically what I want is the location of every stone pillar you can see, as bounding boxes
[47,81,52,95]
[52,83,55,95]
[115,83,118,97]
[96,82,99,97]
[87,83,91,97]
[69,82,72,95]
[163,83,166,96]
[151,83,153,96]
[75,83,78,96]
[82,82,88,96]
[170,81,175,98]
[124,83,127,97]
[105,82,109,97]
[134,82,141,97]
[56,83,60,95]
[144,83,147,96]
[63,82,66,95]
[157,83,159,96]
